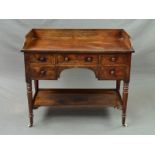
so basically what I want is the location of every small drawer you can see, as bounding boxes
[29,54,54,64]
[100,54,129,65]
[57,54,98,65]
[99,66,128,80]
[30,65,56,80]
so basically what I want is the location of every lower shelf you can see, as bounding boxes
[33,89,123,109]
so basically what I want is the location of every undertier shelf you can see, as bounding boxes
[33,89,123,109]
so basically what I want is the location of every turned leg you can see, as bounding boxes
[33,80,39,109]
[114,80,121,109]
[26,81,33,127]
[122,81,129,127]
[116,80,121,92]
[34,80,39,92]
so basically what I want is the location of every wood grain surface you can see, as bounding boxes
[22,29,134,127]
[22,29,134,53]
[34,89,122,109]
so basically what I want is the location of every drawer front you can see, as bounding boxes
[99,66,128,80]
[29,54,55,64]
[57,54,98,66]
[100,54,129,65]
[30,65,56,79]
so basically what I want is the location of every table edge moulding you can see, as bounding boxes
[21,29,135,127]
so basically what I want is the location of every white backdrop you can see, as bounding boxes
[0,19,155,134]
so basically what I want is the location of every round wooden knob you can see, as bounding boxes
[40,70,46,75]
[86,57,93,62]
[38,57,46,62]
[109,69,115,75]
[111,57,116,62]
[64,57,69,61]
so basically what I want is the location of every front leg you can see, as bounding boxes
[122,81,129,127]
[34,80,39,92]
[33,80,39,109]
[26,81,33,127]
[116,80,121,92]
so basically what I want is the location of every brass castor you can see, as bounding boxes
[28,124,33,127]
[33,106,39,110]
[122,124,128,127]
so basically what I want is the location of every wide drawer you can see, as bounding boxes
[57,54,98,66]
[29,54,55,64]
[100,54,130,66]
[99,66,128,80]
[30,64,56,80]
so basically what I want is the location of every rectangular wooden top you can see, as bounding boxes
[21,29,134,53]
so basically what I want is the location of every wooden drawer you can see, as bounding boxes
[30,64,56,80]
[29,54,55,64]
[100,54,129,66]
[57,54,98,66]
[99,66,128,80]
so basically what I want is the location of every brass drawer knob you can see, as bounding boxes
[64,57,69,61]
[38,57,46,62]
[111,57,117,62]
[85,57,93,62]
[40,70,46,76]
[109,69,115,75]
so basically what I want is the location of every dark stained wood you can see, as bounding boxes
[21,29,134,127]
[116,80,121,92]
[34,89,122,109]
[29,54,55,64]
[57,54,98,66]
[29,64,57,80]
[99,66,128,80]
[34,80,39,92]
[100,54,130,65]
